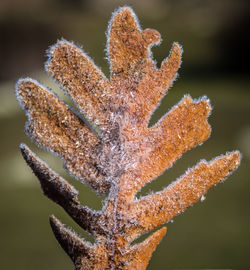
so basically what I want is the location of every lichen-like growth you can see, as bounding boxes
[16,7,241,270]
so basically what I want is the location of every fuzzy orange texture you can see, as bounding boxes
[16,6,240,270]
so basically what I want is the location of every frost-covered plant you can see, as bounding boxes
[16,6,241,270]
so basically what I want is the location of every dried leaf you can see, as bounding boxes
[16,6,241,270]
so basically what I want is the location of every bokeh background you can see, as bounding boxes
[0,0,249,269]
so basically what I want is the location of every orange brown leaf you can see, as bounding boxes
[16,6,241,270]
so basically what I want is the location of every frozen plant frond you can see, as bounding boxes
[16,6,241,270]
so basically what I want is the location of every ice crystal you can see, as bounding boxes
[16,6,241,270]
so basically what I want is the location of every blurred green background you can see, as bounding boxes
[0,0,249,269]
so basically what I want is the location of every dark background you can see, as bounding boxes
[0,0,249,269]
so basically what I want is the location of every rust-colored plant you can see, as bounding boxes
[16,6,241,270]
